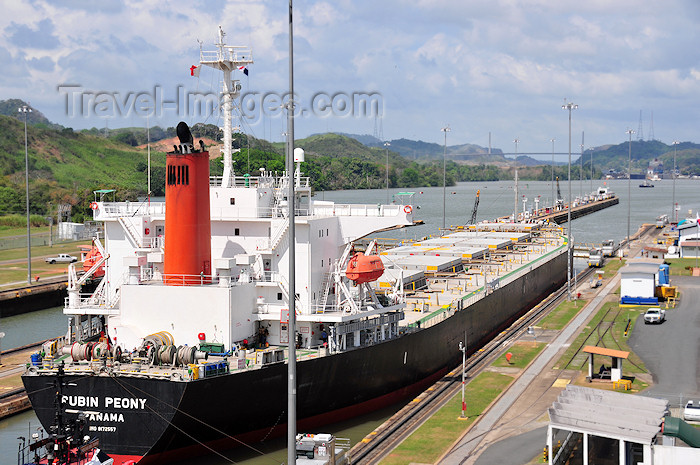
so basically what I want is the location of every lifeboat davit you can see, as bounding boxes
[345,253,384,284]
[83,245,105,278]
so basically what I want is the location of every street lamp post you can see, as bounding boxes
[146,110,151,206]
[580,139,584,198]
[590,148,593,192]
[513,139,519,221]
[19,105,32,284]
[626,129,635,254]
[458,340,467,418]
[550,138,555,208]
[562,102,577,301]
[384,141,390,204]
[441,126,450,231]
[672,141,679,223]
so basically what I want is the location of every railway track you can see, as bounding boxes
[351,264,597,464]
[351,224,659,464]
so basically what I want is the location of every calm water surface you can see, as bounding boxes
[1,179,698,465]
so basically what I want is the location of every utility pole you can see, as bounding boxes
[626,129,635,254]
[441,126,450,230]
[580,131,584,197]
[286,2,297,464]
[459,339,467,418]
[550,138,555,208]
[562,101,577,300]
[384,141,390,204]
[672,141,679,223]
[19,105,32,284]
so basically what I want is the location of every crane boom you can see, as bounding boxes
[469,190,480,225]
[555,176,565,209]
[556,177,563,201]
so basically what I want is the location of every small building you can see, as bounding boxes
[58,222,85,240]
[583,345,628,382]
[679,239,700,259]
[548,385,700,465]
[620,259,662,305]
[676,218,700,258]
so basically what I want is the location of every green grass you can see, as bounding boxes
[0,241,89,262]
[602,257,625,278]
[539,299,587,330]
[379,372,513,465]
[666,258,699,276]
[0,241,90,286]
[553,302,647,375]
[0,225,50,238]
[493,342,546,368]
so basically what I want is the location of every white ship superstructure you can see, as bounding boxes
[68,173,414,352]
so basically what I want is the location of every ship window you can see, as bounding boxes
[234,228,240,236]
[321,259,324,267]
[327,228,329,236]
[230,198,236,205]
[277,292,282,300]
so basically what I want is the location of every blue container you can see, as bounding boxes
[30,353,42,367]
[658,264,670,286]
[621,296,659,305]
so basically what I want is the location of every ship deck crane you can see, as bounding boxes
[469,190,480,225]
[555,177,564,208]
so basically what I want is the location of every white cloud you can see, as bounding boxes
[1,0,700,150]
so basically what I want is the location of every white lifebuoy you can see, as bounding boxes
[90,202,98,210]
[404,205,412,214]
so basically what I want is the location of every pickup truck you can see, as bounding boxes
[684,401,700,422]
[45,253,78,264]
[643,308,666,324]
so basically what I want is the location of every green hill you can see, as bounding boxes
[297,133,386,161]
[269,133,456,190]
[0,114,161,220]
[0,99,58,128]
[3,97,696,228]
[588,140,700,176]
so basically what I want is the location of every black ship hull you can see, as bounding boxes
[23,250,566,463]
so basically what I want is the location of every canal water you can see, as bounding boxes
[1,179,698,464]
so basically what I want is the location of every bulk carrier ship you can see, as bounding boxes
[22,28,568,464]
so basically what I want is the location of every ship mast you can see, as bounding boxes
[286,1,298,463]
[199,27,253,187]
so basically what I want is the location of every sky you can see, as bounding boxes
[2,0,700,158]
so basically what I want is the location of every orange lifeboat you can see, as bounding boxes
[83,245,105,278]
[345,253,384,284]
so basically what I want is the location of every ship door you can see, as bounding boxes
[155,225,165,248]
[280,323,289,344]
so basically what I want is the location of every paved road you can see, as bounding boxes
[474,426,547,465]
[628,275,700,405]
